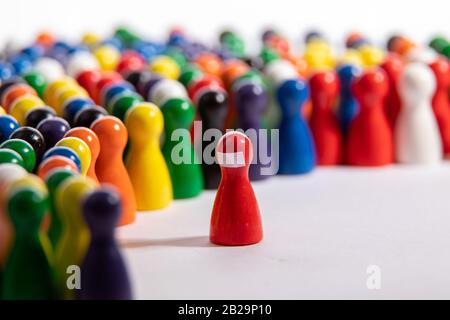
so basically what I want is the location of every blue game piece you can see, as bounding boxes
[10,54,33,75]
[0,62,15,81]
[276,79,316,174]
[102,82,135,106]
[337,64,361,136]
[21,44,45,62]
[0,115,20,144]
[42,146,82,172]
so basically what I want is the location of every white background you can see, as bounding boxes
[2,0,450,299]
[1,0,448,52]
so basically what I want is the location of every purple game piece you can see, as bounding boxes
[235,82,270,181]
[36,117,71,149]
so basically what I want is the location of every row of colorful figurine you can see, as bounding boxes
[0,163,132,300]
[0,129,264,300]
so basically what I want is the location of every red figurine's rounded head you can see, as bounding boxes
[90,116,128,150]
[429,58,450,89]
[309,71,340,107]
[352,69,388,107]
[381,53,404,81]
[216,131,253,171]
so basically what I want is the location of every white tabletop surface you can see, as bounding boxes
[117,165,450,300]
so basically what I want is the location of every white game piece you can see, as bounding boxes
[33,57,65,83]
[395,62,443,164]
[264,59,298,86]
[150,79,188,107]
[66,51,99,78]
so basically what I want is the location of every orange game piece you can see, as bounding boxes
[2,84,38,112]
[90,116,136,226]
[64,127,101,183]
[37,156,79,180]
[194,53,224,78]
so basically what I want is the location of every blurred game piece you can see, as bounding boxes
[45,169,77,249]
[55,176,96,300]
[234,81,271,179]
[429,58,450,157]
[2,183,54,299]
[395,63,442,164]
[197,89,228,189]
[346,69,393,166]
[36,117,71,149]
[380,54,404,129]
[309,71,342,165]
[336,64,360,136]
[78,187,132,300]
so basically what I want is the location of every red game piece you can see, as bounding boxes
[429,58,450,156]
[37,155,79,179]
[380,54,404,129]
[346,69,394,166]
[309,71,342,165]
[210,131,263,246]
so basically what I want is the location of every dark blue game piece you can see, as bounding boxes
[78,187,132,300]
[0,115,20,144]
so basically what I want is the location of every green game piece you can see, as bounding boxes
[0,139,36,172]
[161,98,203,199]
[178,65,204,87]
[110,93,143,121]
[165,47,188,70]
[0,149,25,168]
[222,33,246,57]
[232,70,269,91]
[2,188,55,299]
[429,36,449,54]
[45,169,77,250]
[260,46,280,65]
[442,45,450,59]
[23,71,47,98]
[114,27,141,47]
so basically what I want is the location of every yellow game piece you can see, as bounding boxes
[54,176,96,300]
[44,77,78,108]
[81,32,101,47]
[149,55,181,80]
[9,95,45,125]
[94,45,121,71]
[56,137,91,176]
[0,105,5,115]
[125,103,173,210]
[359,44,385,68]
[54,86,89,116]
[339,49,364,67]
